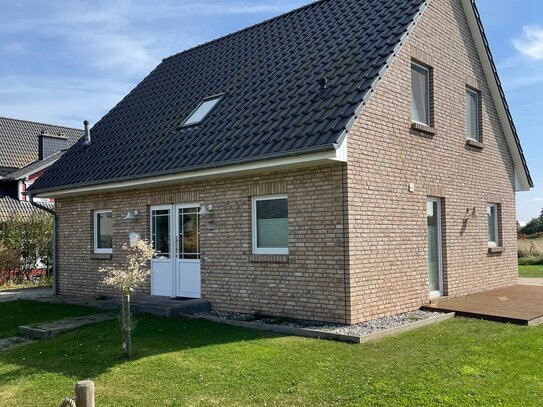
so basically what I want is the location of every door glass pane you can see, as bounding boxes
[179,207,200,259]
[97,212,112,249]
[427,200,440,293]
[257,198,288,248]
[467,89,479,140]
[152,209,170,259]
[412,64,429,125]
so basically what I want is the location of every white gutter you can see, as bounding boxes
[35,144,347,198]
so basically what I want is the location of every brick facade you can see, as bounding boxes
[345,0,518,323]
[56,164,349,323]
[55,0,519,324]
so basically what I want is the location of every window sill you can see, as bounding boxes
[90,253,112,260]
[410,122,436,136]
[466,139,484,149]
[249,255,289,263]
[488,246,504,254]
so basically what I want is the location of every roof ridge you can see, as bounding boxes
[162,0,326,62]
[0,116,84,132]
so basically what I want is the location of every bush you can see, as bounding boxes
[0,214,53,285]
[518,257,543,266]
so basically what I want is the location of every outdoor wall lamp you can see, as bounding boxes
[464,207,477,220]
[124,210,139,220]
[200,204,214,216]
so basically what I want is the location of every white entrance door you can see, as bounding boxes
[150,204,201,298]
[174,204,201,298]
[427,198,443,298]
[150,205,174,296]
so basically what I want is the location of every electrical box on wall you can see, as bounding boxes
[408,183,415,193]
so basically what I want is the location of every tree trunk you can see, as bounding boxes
[121,292,132,358]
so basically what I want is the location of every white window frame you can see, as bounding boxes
[252,195,288,255]
[487,203,500,248]
[94,210,113,254]
[411,62,431,126]
[466,87,480,141]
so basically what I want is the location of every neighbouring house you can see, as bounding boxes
[0,117,83,222]
[29,0,533,324]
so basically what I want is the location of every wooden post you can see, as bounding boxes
[75,380,95,407]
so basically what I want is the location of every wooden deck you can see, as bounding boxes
[422,285,543,326]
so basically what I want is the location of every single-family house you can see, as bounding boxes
[29,0,533,324]
[0,117,83,222]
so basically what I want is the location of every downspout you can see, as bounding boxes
[29,194,57,295]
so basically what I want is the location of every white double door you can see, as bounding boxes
[150,204,201,298]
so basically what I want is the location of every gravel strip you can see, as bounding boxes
[193,310,444,337]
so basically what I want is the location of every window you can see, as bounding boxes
[151,208,170,259]
[94,210,113,254]
[487,204,500,247]
[411,62,431,126]
[182,95,222,126]
[466,88,480,141]
[252,196,288,255]
[178,206,200,260]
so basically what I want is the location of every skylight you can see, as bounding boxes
[182,95,222,126]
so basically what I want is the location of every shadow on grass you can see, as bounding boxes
[0,314,283,386]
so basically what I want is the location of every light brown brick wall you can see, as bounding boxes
[345,0,518,323]
[56,164,349,323]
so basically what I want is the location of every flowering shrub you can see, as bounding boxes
[100,238,154,358]
[100,239,154,294]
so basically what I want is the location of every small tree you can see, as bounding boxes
[100,238,154,358]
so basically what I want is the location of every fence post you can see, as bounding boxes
[75,380,94,407]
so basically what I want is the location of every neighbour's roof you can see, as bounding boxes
[29,0,429,193]
[0,117,83,173]
[0,196,53,223]
[3,150,66,181]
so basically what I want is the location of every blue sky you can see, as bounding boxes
[0,0,541,221]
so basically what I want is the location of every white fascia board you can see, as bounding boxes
[461,0,531,192]
[35,147,347,198]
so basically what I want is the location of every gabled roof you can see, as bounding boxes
[30,0,430,194]
[29,0,532,195]
[3,150,66,181]
[0,117,83,173]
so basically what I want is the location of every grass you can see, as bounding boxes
[519,265,543,278]
[0,300,102,338]
[0,302,542,406]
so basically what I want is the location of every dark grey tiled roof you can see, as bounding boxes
[0,117,82,172]
[4,150,66,181]
[30,0,532,194]
[0,196,53,223]
[30,0,429,193]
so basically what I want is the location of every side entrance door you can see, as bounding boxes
[427,197,443,298]
[150,204,201,298]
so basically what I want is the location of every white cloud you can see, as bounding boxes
[513,26,543,60]
[533,197,543,202]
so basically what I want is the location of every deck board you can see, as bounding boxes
[422,285,543,325]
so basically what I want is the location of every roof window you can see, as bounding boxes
[182,95,222,126]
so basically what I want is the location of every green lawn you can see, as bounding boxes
[0,300,102,338]
[519,265,543,278]
[0,302,542,406]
